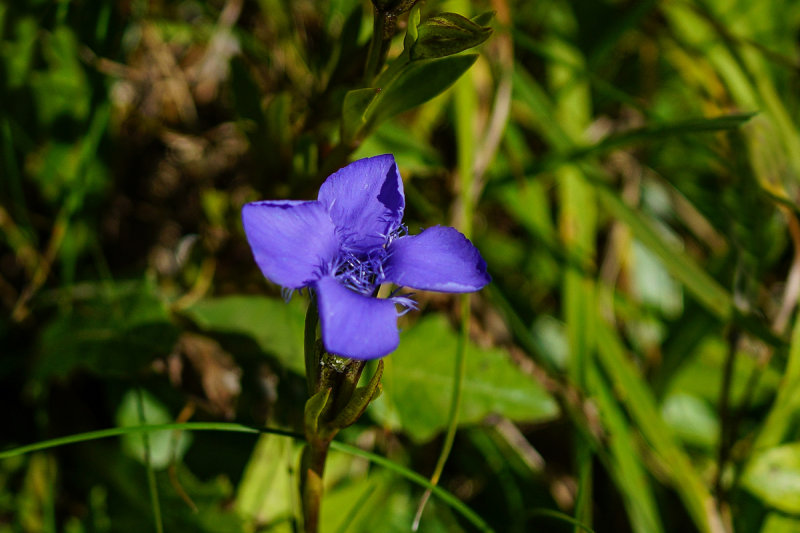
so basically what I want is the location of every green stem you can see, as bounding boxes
[304,299,321,395]
[302,439,331,533]
[363,10,390,84]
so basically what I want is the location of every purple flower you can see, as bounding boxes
[242,154,490,360]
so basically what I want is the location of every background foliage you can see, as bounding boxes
[2,0,800,532]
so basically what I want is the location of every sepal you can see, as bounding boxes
[304,387,332,442]
[329,360,384,430]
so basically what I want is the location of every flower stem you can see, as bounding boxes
[301,438,330,533]
[363,9,390,85]
[304,299,321,395]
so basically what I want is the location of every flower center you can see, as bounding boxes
[332,225,407,296]
[334,249,386,296]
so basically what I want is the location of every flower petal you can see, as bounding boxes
[384,226,491,292]
[317,154,405,252]
[315,276,399,359]
[242,200,339,289]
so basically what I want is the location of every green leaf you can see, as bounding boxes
[403,3,421,51]
[30,26,90,125]
[341,87,381,143]
[471,11,496,27]
[660,392,719,450]
[351,121,445,174]
[371,314,558,443]
[115,389,192,470]
[411,13,492,60]
[182,295,306,374]
[366,54,478,129]
[3,16,37,89]
[34,281,179,383]
[235,434,298,530]
[743,443,800,513]
[666,336,780,407]
[760,513,800,533]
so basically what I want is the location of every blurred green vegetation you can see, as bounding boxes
[2,0,800,531]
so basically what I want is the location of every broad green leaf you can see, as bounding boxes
[183,295,306,374]
[34,281,178,383]
[370,314,558,443]
[743,443,800,514]
[366,54,478,129]
[115,389,192,470]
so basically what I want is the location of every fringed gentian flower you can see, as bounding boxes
[242,154,490,359]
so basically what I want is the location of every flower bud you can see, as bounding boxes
[411,12,492,60]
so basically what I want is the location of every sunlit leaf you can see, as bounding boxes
[366,54,478,129]
[115,389,192,470]
[743,443,800,514]
[183,295,306,373]
[370,314,558,443]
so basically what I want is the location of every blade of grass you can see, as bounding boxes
[587,364,664,533]
[662,2,800,186]
[750,312,800,452]
[413,18,478,525]
[590,175,732,319]
[0,422,494,533]
[546,5,596,529]
[595,322,724,533]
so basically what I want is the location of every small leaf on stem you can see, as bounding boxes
[411,13,492,61]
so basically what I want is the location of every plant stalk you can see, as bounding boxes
[363,10,390,84]
[302,438,331,533]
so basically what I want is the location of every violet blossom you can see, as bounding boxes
[242,154,490,359]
